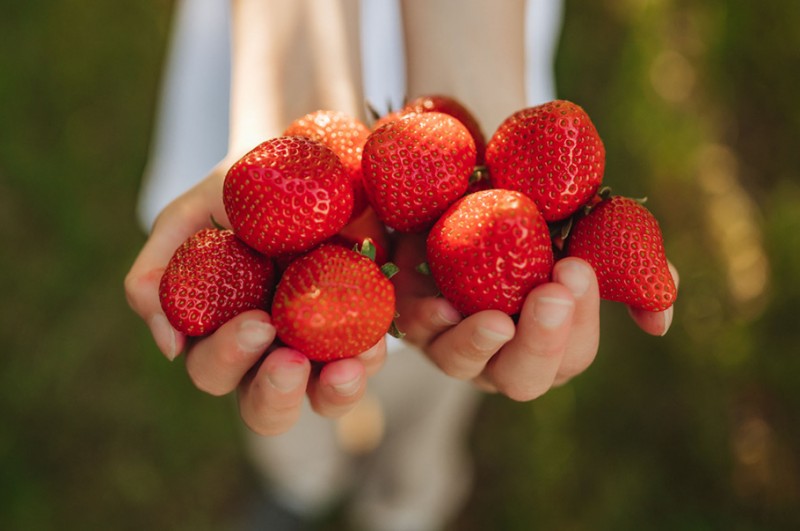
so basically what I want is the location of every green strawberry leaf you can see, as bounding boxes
[355,238,377,262]
[388,314,405,339]
[381,262,400,279]
[415,262,431,275]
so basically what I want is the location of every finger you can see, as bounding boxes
[124,265,185,360]
[426,310,515,380]
[356,337,388,377]
[394,296,463,348]
[238,347,311,436]
[551,258,600,384]
[628,261,680,336]
[124,188,218,360]
[483,284,575,401]
[307,358,368,418]
[183,310,275,396]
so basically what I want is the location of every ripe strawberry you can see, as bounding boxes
[272,244,397,362]
[362,112,476,233]
[223,136,353,256]
[566,195,676,311]
[371,109,407,131]
[159,228,276,336]
[426,189,554,316]
[283,110,372,220]
[404,94,487,164]
[370,95,487,164]
[485,99,605,222]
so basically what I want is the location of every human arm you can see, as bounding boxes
[124,0,376,435]
[394,0,678,400]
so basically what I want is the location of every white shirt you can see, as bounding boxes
[137,0,564,230]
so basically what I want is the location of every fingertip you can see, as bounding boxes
[553,257,597,299]
[320,358,366,398]
[149,313,182,361]
[628,304,674,336]
[262,348,311,392]
[309,358,368,417]
[430,298,462,327]
[357,338,387,377]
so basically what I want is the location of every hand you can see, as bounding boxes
[391,232,678,401]
[124,159,386,435]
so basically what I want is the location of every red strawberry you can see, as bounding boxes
[371,109,407,131]
[566,195,676,311]
[362,112,476,233]
[283,110,372,221]
[272,244,397,362]
[485,99,605,222]
[405,94,487,164]
[426,189,554,316]
[223,136,353,256]
[159,228,276,336]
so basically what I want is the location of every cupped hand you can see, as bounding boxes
[391,232,678,401]
[124,159,386,436]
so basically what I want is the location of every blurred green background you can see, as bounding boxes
[2,1,799,530]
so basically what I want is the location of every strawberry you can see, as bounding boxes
[223,136,353,256]
[370,95,487,164]
[404,94,487,164]
[159,228,276,336]
[272,244,397,362]
[485,99,605,222]
[371,109,407,131]
[426,189,554,316]
[566,195,676,311]
[283,110,372,221]
[362,112,476,233]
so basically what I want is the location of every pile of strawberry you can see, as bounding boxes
[159,95,677,363]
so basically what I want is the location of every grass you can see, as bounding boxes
[1,0,799,529]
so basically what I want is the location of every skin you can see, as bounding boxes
[124,0,678,436]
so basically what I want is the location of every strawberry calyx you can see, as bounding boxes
[469,166,489,186]
[354,238,399,280]
[550,186,613,253]
[354,237,403,337]
[388,314,405,339]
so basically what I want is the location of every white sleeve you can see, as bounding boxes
[137,0,232,232]
[359,0,406,117]
[525,0,564,105]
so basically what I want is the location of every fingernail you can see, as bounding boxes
[237,320,275,353]
[330,375,361,397]
[534,296,574,329]
[150,314,177,361]
[433,304,462,327]
[359,342,380,361]
[558,260,592,298]
[660,306,674,336]
[473,327,514,351]
[267,362,307,393]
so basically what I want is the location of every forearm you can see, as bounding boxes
[228,0,363,157]
[401,0,528,134]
